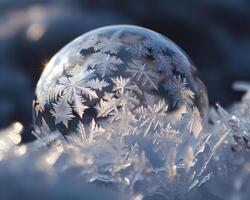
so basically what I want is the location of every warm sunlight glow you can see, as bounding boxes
[26,23,45,41]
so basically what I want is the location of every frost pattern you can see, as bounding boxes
[2,91,245,200]
[88,52,123,78]
[127,60,158,90]
[2,26,250,200]
[31,25,213,199]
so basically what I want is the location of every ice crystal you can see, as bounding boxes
[94,31,123,54]
[34,25,208,134]
[2,83,250,199]
[29,25,217,199]
[0,26,235,200]
[50,97,75,127]
[2,25,250,200]
[89,52,123,78]
[127,59,158,90]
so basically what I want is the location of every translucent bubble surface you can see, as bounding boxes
[33,25,208,135]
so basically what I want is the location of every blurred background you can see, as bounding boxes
[0,0,250,141]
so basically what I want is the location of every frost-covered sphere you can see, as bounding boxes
[33,25,208,135]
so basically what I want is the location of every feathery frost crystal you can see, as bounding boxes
[33,25,208,135]
[1,25,250,200]
[31,25,214,198]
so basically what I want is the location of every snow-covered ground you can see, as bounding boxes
[0,82,250,200]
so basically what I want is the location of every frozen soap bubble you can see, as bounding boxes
[33,25,208,136]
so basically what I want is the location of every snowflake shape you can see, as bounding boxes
[94,31,123,54]
[50,97,74,128]
[127,60,158,90]
[136,99,168,136]
[153,53,173,75]
[89,52,123,78]
[126,41,150,57]
[164,75,195,107]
